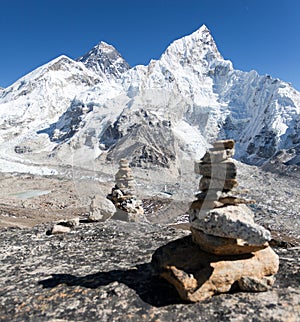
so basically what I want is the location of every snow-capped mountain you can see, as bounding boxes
[0,24,299,175]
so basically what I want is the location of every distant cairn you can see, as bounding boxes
[107,159,145,222]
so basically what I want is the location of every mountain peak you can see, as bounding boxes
[77,42,130,80]
[159,24,223,70]
[188,24,216,46]
[96,41,116,52]
[198,24,210,32]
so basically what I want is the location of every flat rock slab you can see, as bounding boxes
[191,204,271,245]
[213,139,235,150]
[152,235,279,302]
[191,227,268,255]
[201,148,235,163]
[195,160,237,179]
[199,177,238,191]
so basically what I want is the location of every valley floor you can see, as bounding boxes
[0,161,299,244]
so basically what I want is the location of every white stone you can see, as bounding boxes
[191,204,271,245]
[50,224,71,234]
[88,195,116,222]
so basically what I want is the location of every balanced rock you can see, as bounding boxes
[190,227,268,255]
[115,159,136,196]
[201,148,235,163]
[194,160,237,179]
[199,176,238,192]
[213,139,235,150]
[151,235,279,303]
[191,204,271,245]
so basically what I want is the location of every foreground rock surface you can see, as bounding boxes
[0,220,299,321]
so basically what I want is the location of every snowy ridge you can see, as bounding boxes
[0,24,300,175]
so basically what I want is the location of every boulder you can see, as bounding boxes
[152,235,279,302]
[50,224,72,234]
[88,195,116,222]
[238,276,276,292]
[111,206,146,222]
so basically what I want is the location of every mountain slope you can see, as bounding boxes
[0,25,300,175]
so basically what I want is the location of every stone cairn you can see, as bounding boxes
[152,140,279,302]
[107,159,145,222]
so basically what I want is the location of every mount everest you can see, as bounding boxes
[0,25,300,176]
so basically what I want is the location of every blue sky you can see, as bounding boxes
[1,0,299,90]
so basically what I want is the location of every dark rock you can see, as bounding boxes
[213,139,235,150]
[199,177,238,191]
[194,160,237,179]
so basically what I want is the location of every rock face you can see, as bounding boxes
[107,159,146,222]
[152,140,279,302]
[1,25,300,179]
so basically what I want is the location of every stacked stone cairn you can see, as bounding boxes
[151,140,279,302]
[107,159,146,222]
